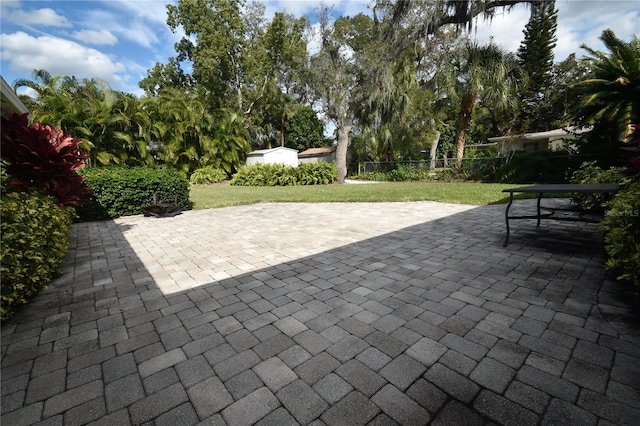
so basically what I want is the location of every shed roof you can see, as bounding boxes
[298,146,336,156]
[247,147,299,156]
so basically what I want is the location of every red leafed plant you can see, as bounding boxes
[1,112,89,206]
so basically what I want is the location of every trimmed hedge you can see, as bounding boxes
[231,162,337,186]
[78,167,190,220]
[1,191,74,320]
[601,184,640,288]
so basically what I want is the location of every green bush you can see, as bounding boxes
[600,184,640,288]
[297,162,337,185]
[231,163,337,186]
[190,166,228,185]
[77,167,190,220]
[1,191,74,320]
[496,150,573,183]
[570,161,631,210]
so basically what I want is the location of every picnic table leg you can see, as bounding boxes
[504,192,514,247]
[536,193,543,227]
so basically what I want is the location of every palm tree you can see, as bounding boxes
[573,29,640,140]
[442,43,523,163]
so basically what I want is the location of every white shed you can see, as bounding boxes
[246,147,299,167]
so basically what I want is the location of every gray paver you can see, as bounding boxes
[335,360,387,397]
[379,354,426,391]
[517,365,580,402]
[313,373,353,404]
[295,352,341,385]
[175,355,215,388]
[188,376,234,419]
[326,335,369,362]
[424,364,480,403]
[372,384,430,426]
[406,379,448,414]
[473,389,538,426]
[129,382,189,424]
[255,406,299,426]
[253,357,298,391]
[431,400,483,426]
[277,380,329,425]
[138,348,187,378]
[224,369,265,401]
[469,358,516,394]
[105,374,144,412]
[542,398,597,426]
[321,391,379,426]
[3,201,638,426]
[155,402,199,426]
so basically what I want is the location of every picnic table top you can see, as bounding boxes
[502,183,623,194]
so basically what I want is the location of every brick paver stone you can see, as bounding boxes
[372,384,430,426]
[188,376,234,419]
[277,380,329,425]
[253,357,298,391]
[406,337,447,366]
[3,202,639,426]
[321,391,380,426]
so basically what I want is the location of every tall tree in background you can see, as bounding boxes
[311,11,377,183]
[441,42,523,163]
[516,0,558,132]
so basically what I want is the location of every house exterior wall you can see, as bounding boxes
[298,152,336,164]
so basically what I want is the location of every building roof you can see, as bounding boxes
[1,75,28,115]
[247,147,299,156]
[488,126,590,142]
[298,146,336,157]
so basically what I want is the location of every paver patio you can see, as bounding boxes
[2,200,639,425]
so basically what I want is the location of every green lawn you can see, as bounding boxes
[190,181,534,209]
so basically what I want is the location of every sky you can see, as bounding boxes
[1,0,638,97]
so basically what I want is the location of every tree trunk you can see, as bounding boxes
[455,97,476,165]
[335,123,352,184]
[429,130,441,170]
[280,113,285,147]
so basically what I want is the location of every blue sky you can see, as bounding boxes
[1,1,638,97]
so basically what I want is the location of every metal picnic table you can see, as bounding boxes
[502,183,623,246]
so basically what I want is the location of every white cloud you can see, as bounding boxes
[471,6,530,53]
[469,1,639,62]
[83,9,160,49]
[72,29,118,46]
[1,5,71,27]
[0,32,126,84]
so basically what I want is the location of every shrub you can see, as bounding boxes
[496,150,573,183]
[600,184,640,288]
[297,162,337,185]
[570,161,631,210]
[1,112,88,206]
[190,166,228,185]
[1,191,74,320]
[231,163,336,186]
[77,167,190,220]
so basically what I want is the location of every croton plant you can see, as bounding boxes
[1,112,89,206]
